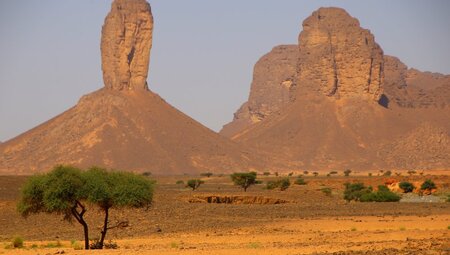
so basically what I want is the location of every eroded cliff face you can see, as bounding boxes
[101,0,153,91]
[221,7,385,137]
[296,7,383,101]
[384,56,450,108]
[220,45,298,137]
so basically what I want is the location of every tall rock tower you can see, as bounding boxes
[297,8,384,101]
[101,0,153,91]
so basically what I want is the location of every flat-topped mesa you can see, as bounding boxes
[297,7,384,102]
[101,0,153,91]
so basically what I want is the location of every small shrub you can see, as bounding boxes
[142,171,152,177]
[329,171,338,175]
[383,170,392,176]
[368,173,372,177]
[288,172,294,177]
[31,244,38,249]
[303,171,309,175]
[263,172,271,176]
[274,172,279,177]
[266,178,290,191]
[313,172,319,177]
[344,169,352,176]
[320,187,332,196]
[343,183,372,201]
[186,179,204,191]
[12,236,24,248]
[200,172,213,178]
[360,185,400,202]
[407,170,416,176]
[420,179,436,191]
[175,180,184,185]
[399,182,415,193]
[294,176,307,185]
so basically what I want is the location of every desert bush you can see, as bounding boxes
[274,172,279,177]
[12,236,24,248]
[360,185,400,202]
[320,187,332,196]
[142,171,152,177]
[294,176,307,185]
[382,170,392,176]
[343,183,372,201]
[399,181,415,193]
[313,172,319,177]
[186,179,204,191]
[176,180,184,185]
[344,169,352,176]
[420,179,436,191]
[200,172,213,178]
[230,172,259,192]
[288,172,294,177]
[303,171,309,175]
[407,170,416,176]
[266,181,278,190]
[263,172,271,176]
[368,173,372,177]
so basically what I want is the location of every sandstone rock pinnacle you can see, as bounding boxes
[297,7,384,101]
[101,0,153,91]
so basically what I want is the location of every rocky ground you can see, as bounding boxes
[0,174,449,254]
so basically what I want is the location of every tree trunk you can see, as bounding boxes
[81,219,89,250]
[71,201,89,250]
[99,207,110,249]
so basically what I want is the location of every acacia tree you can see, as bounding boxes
[17,165,90,249]
[230,172,259,192]
[83,167,153,249]
[17,165,154,250]
[186,179,204,191]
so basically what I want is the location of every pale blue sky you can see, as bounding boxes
[1,0,449,142]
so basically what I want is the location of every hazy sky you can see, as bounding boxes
[1,1,449,142]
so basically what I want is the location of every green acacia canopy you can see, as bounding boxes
[17,165,154,249]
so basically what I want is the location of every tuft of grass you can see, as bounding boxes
[170,242,179,249]
[247,242,261,249]
[31,244,38,249]
[42,241,62,248]
[71,240,83,250]
[447,225,450,230]
[12,236,24,248]
[399,226,406,231]
[351,227,357,232]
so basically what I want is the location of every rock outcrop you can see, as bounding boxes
[221,7,450,171]
[296,7,384,101]
[0,0,262,175]
[220,45,298,137]
[383,56,450,108]
[101,0,153,91]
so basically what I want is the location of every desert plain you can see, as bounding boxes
[1,172,449,255]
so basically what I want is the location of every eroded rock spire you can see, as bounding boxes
[101,0,153,91]
[297,7,384,101]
